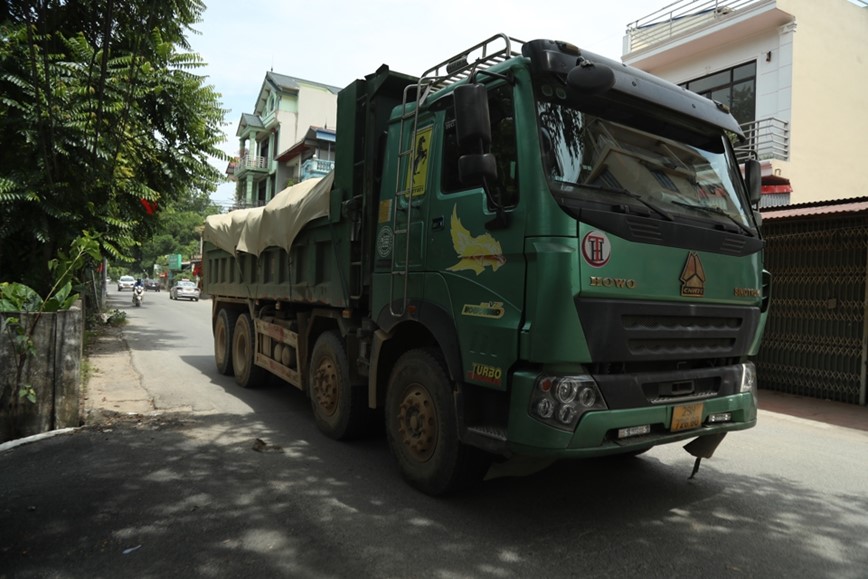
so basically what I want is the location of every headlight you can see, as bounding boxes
[577,385,597,408]
[555,378,580,404]
[557,404,577,424]
[739,362,758,404]
[536,398,555,419]
[530,373,607,431]
[739,362,757,393]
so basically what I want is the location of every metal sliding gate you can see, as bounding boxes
[756,214,868,405]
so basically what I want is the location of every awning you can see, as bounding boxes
[761,175,792,195]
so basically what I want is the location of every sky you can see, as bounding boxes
[188,0,668,207]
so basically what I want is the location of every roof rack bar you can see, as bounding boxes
[419,33,524,92]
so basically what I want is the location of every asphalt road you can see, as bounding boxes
[1,288,867,578]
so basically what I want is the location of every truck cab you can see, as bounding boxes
[368,36,766,482]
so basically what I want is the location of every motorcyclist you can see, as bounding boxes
[132,278,144,305]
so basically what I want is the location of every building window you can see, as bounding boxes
[681,61,756,125]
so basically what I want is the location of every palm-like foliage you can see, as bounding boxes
[0,0,226,294]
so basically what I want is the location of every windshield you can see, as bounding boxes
[537,98,754,231]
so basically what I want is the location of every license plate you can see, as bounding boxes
[671,402,704,432]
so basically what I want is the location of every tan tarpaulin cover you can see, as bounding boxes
[203,172,333,257]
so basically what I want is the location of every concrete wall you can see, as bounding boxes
[0,303,82,442]
[297,84,338,137]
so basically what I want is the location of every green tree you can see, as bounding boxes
[0,0,227,296]
[136,197,221,275]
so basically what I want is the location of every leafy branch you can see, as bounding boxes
[1,231,102,407]
[0,0,225,295]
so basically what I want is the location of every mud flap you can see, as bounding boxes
[684,433,727,479]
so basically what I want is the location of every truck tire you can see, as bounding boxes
[214,308,238,375]
[232,313,266,388]
[385,348,492,495]
[309,330,371,440]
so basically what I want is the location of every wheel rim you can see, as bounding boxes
[215,319,227,364]
[234,323,249,375]
[313,358,338,417]
[396,383,437,462]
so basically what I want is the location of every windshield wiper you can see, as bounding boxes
[671,200,755,236]
[580,184,674,221]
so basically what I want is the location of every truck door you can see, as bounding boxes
[425,81,526,389]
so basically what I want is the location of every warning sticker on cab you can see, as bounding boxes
[405,125,433,198]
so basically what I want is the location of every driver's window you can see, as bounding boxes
[441,83,519,208]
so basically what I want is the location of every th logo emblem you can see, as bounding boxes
[582,231,611,268]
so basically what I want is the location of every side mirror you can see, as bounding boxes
[458,153,497,185]
[454,84,491,151]
[744,159,762,205]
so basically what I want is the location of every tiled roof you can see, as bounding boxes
[266,72,341,95]
[761,197,868,220]
[239,113,263,128]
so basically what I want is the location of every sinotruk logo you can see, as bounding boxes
[680,252,706,297]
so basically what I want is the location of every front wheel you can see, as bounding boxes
[231,313,266,388]
[385,348,491,496]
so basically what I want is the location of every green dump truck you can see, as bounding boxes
[203,34,769,495]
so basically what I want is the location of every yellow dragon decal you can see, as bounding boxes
[447,205,506,275]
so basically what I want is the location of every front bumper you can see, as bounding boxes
[506,369,757,458]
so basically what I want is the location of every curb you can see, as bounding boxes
[0,427,78,454]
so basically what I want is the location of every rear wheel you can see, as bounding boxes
[231,313,266,388]
[309,331,371,440]
[214,308,238,375]
[385,348,492,495]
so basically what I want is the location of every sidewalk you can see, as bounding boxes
[82,322,155,424]
[758,389,867,432]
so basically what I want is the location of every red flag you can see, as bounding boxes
[140,198,158,215]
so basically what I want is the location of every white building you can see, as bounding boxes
[623,0,868,206]
[231,73,340,207]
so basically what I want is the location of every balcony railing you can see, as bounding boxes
[734,117,789,162]
[235,154,268,174]
[300,158,335,181]
[626,0,765,54]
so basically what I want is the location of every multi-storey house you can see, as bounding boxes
[230,72,340,207]
[623,0,868,206]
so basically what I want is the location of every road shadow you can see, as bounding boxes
[3,409,866,578]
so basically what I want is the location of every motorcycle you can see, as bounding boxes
[132,285,144,307]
